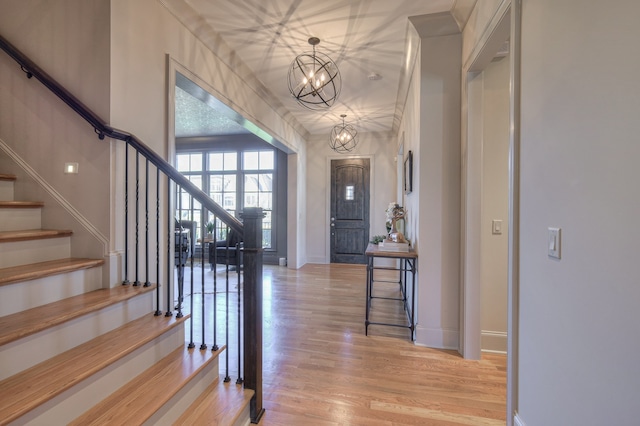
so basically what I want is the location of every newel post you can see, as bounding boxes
[240,207,265,423]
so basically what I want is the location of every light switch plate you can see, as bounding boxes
[548,227,561,259]
[492,220,503,235]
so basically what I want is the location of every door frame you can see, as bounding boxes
[459,1,521,424]
[324,154,374,263]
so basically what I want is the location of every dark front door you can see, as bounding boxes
[330,158,370,264]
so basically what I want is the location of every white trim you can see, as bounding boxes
[514,412,527,426]
[414,326,460,350]
[0,138,109,255]
[463,0,512,72]
[481,330,508,354]
[460,0,512,360]
[507,2,522,424]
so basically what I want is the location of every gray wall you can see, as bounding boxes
[517,1,640,423]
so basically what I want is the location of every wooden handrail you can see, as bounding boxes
[0,33,243,236]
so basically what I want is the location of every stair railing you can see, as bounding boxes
[0,33,264,423]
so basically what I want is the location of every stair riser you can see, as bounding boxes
[0,267,103,316]
[0,291,153,381]
[145,361,220,426]
[7,324,186,426]
[0,237,70,268]
[0,208,41,231]
[0,181,14,201]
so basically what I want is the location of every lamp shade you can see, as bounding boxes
[287,37,341,110]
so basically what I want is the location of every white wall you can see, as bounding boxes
[0,0,112,264]
[480,55,509,353]
[395,16,463,350]
[516,1,640,424]
[305,131,395,264]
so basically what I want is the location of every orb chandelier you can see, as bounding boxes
[287,37,341,110]
[329,114,358,153]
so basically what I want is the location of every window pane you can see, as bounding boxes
[259,173,272,191]
[244,192,258,207]
[176,154,191,172]
[224,193,236,210]
[262,211,272,248]
[258,192,272,210]
[259,151,274,170]
[245,174,259,191]
[209,153,223,171]
[224,175,236,191]
[345,185,354,200]
[243,151,259,170]
[210,175,222,192]
[223,152,237,171]
[189,175,202,189]
[177,153,202,172]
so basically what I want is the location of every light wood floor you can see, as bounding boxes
[257,263,506,425]
[180,262,507,425]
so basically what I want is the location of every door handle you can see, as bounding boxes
[330,223,335,227]
[331,217,335,221]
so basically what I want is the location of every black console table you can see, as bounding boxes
[365,243,418,341]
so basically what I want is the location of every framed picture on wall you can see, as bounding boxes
[404,150,413,194]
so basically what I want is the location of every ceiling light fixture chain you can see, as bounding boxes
[329,114,358,154]
[288,37,341,110]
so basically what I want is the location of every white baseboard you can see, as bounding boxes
[514,412,527,426]
[414,326,459,350]
[481,330,508,354]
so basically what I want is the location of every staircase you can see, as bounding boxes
[0,172,253,425]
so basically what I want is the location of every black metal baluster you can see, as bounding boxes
[200,211,207,351]
[165,179,173,317]
[212,218,219,352]
[224,225,230,383]
[134,150,140,286]
[122,141,130,285]
[188,195,195,348]
[155,168,162,316]
[176,184,184,319]
[236,241,243,385]
[144,159,150,287]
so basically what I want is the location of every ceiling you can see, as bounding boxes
[169,0,476,140]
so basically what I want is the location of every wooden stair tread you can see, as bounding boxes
[0,200,44,208]
[0,229,73,243]
[0,257,104,287]
[174,379,254,425]
[0,313,188,425]
[0,283,156,346]
[70,346,222,425]
[0,174,16,181]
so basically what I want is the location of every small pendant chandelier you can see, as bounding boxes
[287,37,341,110]
[329,114,358,153]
